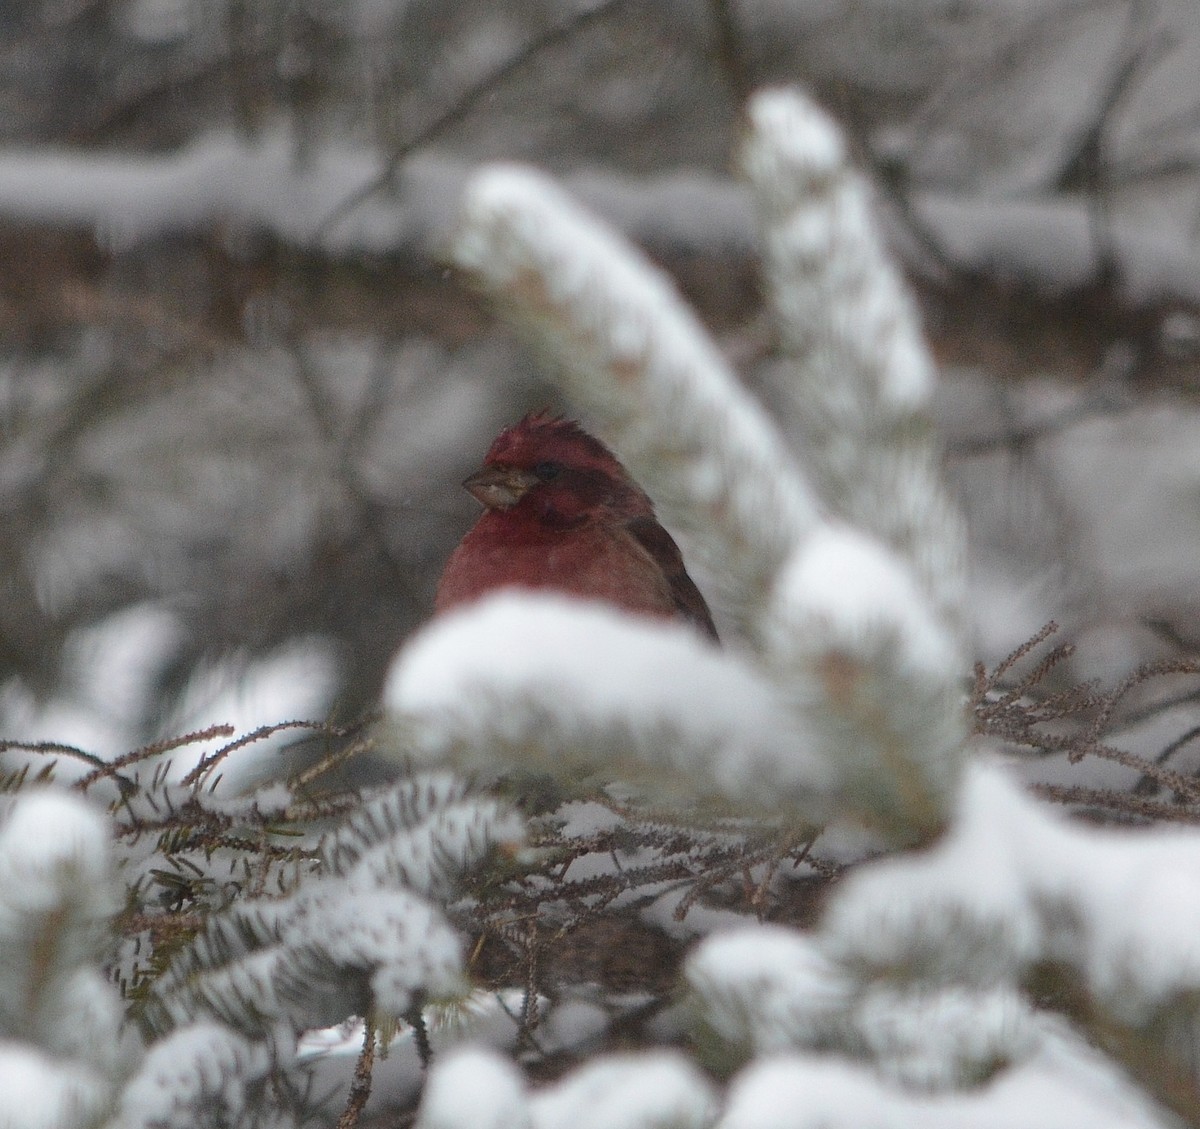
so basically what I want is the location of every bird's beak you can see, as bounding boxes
[463,465,539,510]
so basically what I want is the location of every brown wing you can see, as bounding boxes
[624,516,719,643]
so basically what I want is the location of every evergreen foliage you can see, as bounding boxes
[3,83,1200,1129]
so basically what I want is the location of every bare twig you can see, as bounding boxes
[335,1022,377,1129]
[76,724,236,792]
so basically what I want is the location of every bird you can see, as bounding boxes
[435,411,718,642]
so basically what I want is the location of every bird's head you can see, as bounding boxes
[462,411,652,528]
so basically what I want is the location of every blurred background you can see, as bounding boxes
[0,0,1198,766]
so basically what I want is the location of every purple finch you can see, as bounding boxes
[435,412,718,641]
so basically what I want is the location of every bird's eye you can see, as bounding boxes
[534,461,563,481]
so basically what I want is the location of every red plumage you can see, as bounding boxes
[435,412,718,641]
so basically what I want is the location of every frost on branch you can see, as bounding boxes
[140,771,515,1041]
[384,593,833,823]
[741,89,967,628]
[143,881,464,1040]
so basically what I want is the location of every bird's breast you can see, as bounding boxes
[434,515,677,622]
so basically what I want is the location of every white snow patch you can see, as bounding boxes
[719,1047,1165,1129]
[529,1051,716,1129]
[0,790,113,919]
[417,1046,531,1129]
[384,592,833,813]
[742,89,846,203]
[0,1046,107,1129]
[769,524,958,679]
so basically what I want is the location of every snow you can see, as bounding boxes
[0,1045,108,1129]
[0,130,405,255]
[0,793,124,1125]
[737,90,965,637]
[33,968,126,1071]
[116,1022,268,1128]
[768,524,959,681]
[741,90,847,205]
[849,985,1034,1089]
[537,996,612,1054]
[150,879,466,1037]
[0,790,115,926]
[742,89,935,416]
[689,924,1035,1088]
[383,592,834,817]
[686,926,851,1055]
[320,772,525,899]
[0,128,1192,324]
[758,525,966,837]
[528,1051,716,1129]
[282,885,466,1018]
[822,759,1200,1024]
[417,1046,532,1129]
[0,130,1191,346]
[719,1049,1166,1129]
[419,1024,1161,1129]
[0,135,747,264]
[568,168,755,255]
[820,763,1044,978]
[339,795,525,898]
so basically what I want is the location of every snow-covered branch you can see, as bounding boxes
[109,1024,270,1129]
[378,81,1200,1129]
[761,526,965,839]
[686,760,1200,1125]
[142,772,517,1041]
[741,90,967,629]
[685,923,1037,1091]
[3,135,1196,318]
[384,594,833,821]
